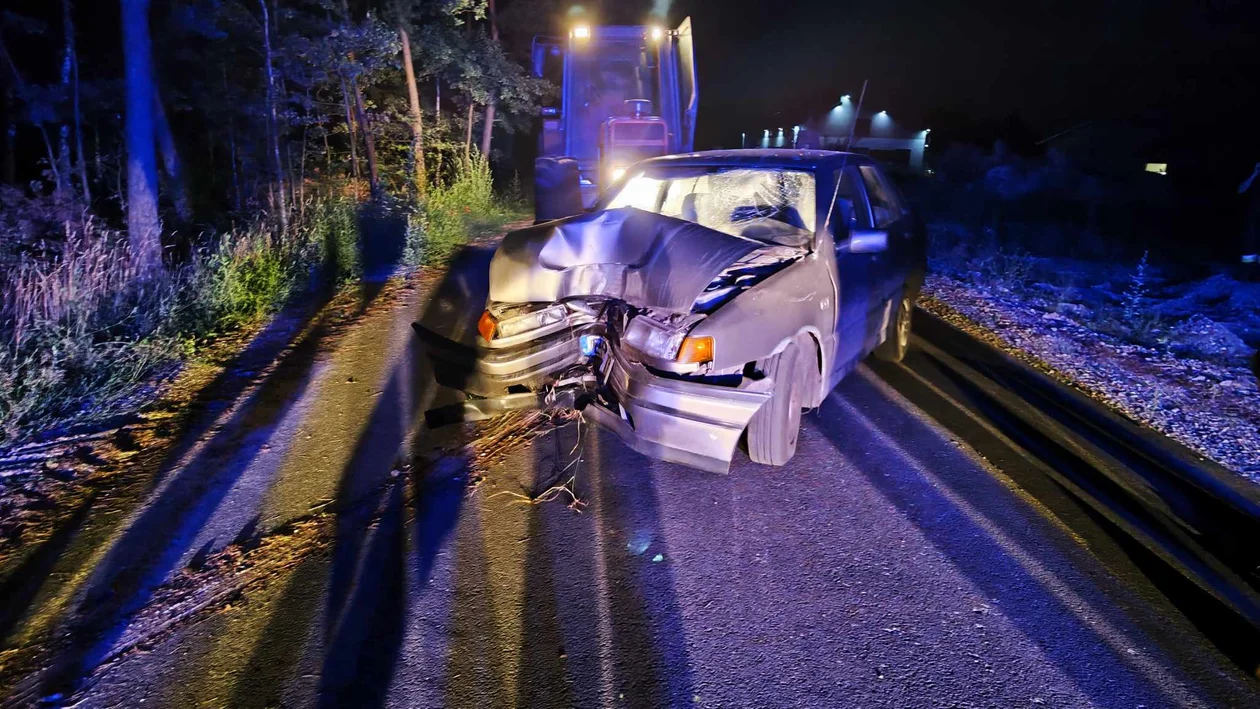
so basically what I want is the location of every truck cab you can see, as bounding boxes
[533,18,697,208]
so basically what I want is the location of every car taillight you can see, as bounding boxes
[477,310,497,341]
[677,336,714,364]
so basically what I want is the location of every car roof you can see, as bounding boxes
[636,149,875,172]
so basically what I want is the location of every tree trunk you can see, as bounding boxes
[122,0,161,274]
[93,122,102,184]
[228,119,241,211]
[3,97,14,185]
[56,7,73,200]
[480,104,495,160]
[339,74,360,183]
[259,0,288,232]
[322,128,331,173]
[298,124,307,220]
[153,90,191,220]
[352,75,379,196]
[64,0,90,202]
[479,0,498,159]
[398,25,426,197]
[464,103,474,164]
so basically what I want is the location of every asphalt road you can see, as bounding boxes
[4,251,1258,707]
[64,374,1258,707]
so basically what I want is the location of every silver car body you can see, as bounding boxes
[417,150,926,472]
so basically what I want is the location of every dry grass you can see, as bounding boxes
[0,199,361,445]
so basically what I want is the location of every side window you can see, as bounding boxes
[829,168,871,238]
[859,165,904,228]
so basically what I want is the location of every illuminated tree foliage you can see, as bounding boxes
[0,0,549,265]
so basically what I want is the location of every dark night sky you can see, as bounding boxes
[12,0,1260,183]
[657,0,1259,158]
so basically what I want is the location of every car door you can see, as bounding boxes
[828,166,882,383]
[857,164,914,302]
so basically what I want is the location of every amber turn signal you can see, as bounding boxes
[677,336,714,364]
[477,310,497,341]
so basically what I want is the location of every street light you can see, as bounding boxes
[573,25,590,39]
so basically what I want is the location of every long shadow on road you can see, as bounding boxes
[34,283,384,699]
[217,245,492,709]
[443,422,695,708]
[0,295,329,661]
[6,206,407,702]
[816,367,1239,707]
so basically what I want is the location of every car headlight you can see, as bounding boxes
[623,316,687,360]
[484,303,569,340]
[622,317,714,365]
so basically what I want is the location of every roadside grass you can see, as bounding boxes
[0,161,522,446]
[0,198,358,445]
[407,152,525,267]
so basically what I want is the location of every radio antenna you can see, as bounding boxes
[823,79,868,236]
[845,80,868,152]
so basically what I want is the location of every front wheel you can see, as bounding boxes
[874,291,914,363]
[747,341,803,466]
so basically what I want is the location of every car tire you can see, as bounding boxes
[875,291,913,363]
[747,340,803,466]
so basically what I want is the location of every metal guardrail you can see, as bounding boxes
[879,309,1260,673]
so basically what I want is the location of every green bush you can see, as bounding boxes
[412,151,515,266]
[307,197,361,283]
[191,229,292,331]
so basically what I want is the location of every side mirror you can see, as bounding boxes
[847,229,888,254]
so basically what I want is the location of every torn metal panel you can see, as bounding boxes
[489,207,767,312]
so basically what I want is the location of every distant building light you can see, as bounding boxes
[1145,162,1168,176]
[573,25,590,39]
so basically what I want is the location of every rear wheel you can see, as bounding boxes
[875,290,914,363]
[747,340,803,466]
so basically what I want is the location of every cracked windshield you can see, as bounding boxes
[607,167,816,242]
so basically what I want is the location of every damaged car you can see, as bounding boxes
[415,150,926,472]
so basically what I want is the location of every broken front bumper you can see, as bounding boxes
[583,346,773,473]
[414,324,773,473]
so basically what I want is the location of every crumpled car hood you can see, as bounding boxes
[488,207,781,313]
